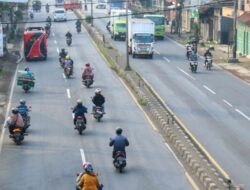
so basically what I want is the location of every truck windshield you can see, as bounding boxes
[145,16,164,25]
[116,23,126,28]
[134,34,154,43]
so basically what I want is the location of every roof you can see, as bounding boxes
[0,0,28,2]
[238,12,250,27]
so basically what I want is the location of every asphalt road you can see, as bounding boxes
[0,2,193,190]
[89,6,250,188]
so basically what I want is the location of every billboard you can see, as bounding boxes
[0,24,3,57]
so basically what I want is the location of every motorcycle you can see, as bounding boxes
[45,27,50,38]
[82,75,93,88]
[20,113,31,132]
[22,79,31,93]
[75,116,86,135]
[59,57,65,68]
[113,151,126,173]
[93,106,104,122]
[190,60,198,73]
[76,25,81,33]
[186,50,192,60]
[66,37,72,46]
[9,127,27,145]
[64,66,73,78]
[205,56,212,70]
[46,6,49,13]
[29,12,34,19]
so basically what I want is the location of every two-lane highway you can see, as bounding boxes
[89,5,250,188]
[0,2,194,190]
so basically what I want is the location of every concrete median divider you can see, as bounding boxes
[74,10,242,190]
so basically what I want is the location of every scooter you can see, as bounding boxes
[75,116,86,135]
[205,56,212,70]
[190,60,198,73]
[113,151,126,173]
[9,127,27,145]
[82,75,94,88]
[66,37,72,46]
[92,106,104,122]
[76,25,81,33]
[64,66,73,78]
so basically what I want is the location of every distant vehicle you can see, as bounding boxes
[53,8,67,22]
[144,14,165,40]
[23,27,47,61]
[128,18,155,59]
[64,0,82,10]
[32,0,41,11]
[96,3,106,9]
[55,0,64,7]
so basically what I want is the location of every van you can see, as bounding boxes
[53,8,67,22]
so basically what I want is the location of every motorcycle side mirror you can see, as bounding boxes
[76,173,79,176]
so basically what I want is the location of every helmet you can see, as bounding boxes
[65,55,70,60]
[61,48,65,52]
[95,88,101,94]
[12,108,19,114]
[116,127,122,135]
[20,99,26,105]
[77,99,82,105]
[82,162,93,172]
[85,63,90,67]
[24,67,29,71]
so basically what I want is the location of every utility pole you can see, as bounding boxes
[125,0,131,71]
[178,0,183,37]
[231,0,238,62]
[91,0,93,26]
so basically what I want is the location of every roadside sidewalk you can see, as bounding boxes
[166,27,250,84]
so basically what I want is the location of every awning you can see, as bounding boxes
[0,0,28,3]
[238,12,250,27]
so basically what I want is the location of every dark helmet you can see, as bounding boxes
[116,127,122,135]
[61,48,65,52]
[24,67,29,71]
[85,63,90,67]
[20,99,26,105]
[12,108,19,114]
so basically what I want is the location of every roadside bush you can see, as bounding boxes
[85,16,93,24]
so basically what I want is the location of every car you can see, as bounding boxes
[96,3,106,9]
[53,8,67,22]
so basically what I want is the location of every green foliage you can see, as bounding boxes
[85,16,93,24]
[139,0,151,8]
[15,9,23,21]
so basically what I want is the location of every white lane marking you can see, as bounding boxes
[72,113,75,119]
[0,65,19,154]
[66,89,71,99]
[163,56,170,62]
[177,67,196,80]
[52,32,55,36]
[154,49,160,55]
[54,40,57,44]
[203,85,216,95]
[62,73,66,79]
[223,99,233,107]
[80,149,86,164]
[57,48,59,54]
[164,143,184,168]
[235,109,250,121]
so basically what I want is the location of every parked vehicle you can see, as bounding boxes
[128,18,155,59]
[23,27,47,61]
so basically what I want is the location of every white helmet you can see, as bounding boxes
[95,88,101,94]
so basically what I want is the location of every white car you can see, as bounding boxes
[96,3,106,9]
[53,8,67,22]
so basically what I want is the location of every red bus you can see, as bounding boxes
[24,27,47,61]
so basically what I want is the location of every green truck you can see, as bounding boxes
[111,19,126,41]
[144,14,165,40]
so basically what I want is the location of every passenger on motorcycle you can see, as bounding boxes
[92,88,105,113]
[82,63,94,80]
[186,42,193,58]
[72,99,87,127]
[6,108,24,135]
[109,127,129,158]
[64,55,74,73]
[76,162,101,190]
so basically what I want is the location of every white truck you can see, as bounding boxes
[128,18,155,59]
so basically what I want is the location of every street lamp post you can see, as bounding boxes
[125,0,131,71]
[91,0,93,26]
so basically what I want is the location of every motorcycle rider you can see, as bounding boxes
[204,48,212,66]
[76,19,81,29]
[46,3,49,12]
[59,48,67,59]
[45,22,50,37]
[64,55,74,74]
[17,99,30,127]
[92,88,105,113]
[186,42,193,59]
[72,99,87,128]
[76,162,102,190]
[46,16,52,26]
[66,31,72,39]
[109,127,129,158]
[29,8,34,19]
[24,67,34,79]
[82,63,94,81]
[6,108,24,135]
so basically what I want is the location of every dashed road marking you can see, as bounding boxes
[235,109,250,121]
[57,48,59,54]
[62,73,66,79]
[52,32,55,36]
[177,67,196,80]
[54,40,57,44]
[203,85,216,95]
[163,56,170,62]
[66,88,71,99]
[80,149,86,164]
[223,99,233,107]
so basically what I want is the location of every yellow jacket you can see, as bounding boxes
[77,173,99,190]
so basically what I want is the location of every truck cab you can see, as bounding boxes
[111,20,126,41]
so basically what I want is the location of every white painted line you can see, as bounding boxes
[54,40,57,44]
[72,113,75,119]
[0,65,19,154]
[203,85,216,95]
[223,99,233,107]
[163,56,170,62]
[164,143,184,168]
[235,109,250,121]
[66,89,71,99]
[80,149,86,164]
[177,67,196,80]
[62,73,66,79]
[57,48,59,54]
[52,32,55,36]
[154,49,160,55]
